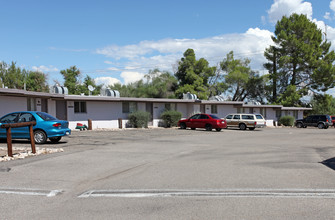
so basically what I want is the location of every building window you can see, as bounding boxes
[211,105,218,114]
[74,101,87,113]
[122,102,137,113]
[165,103,176,111]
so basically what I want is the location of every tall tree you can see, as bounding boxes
[0,61,48,92]
[265,13,335,103]
[264,46,280,103]
[78,75,103,96]
[220,51,267,102]
[143,69,177,98]
[109,69,177,98]
[26,71,49,92]
[60,66,81,94]
[175,49,216,99]
[310,94,335,115]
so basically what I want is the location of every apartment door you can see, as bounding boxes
[146,103,153,126]
[56,100,67,120]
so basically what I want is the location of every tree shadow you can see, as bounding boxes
[320,157,335,171]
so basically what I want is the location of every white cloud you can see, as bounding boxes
[267,0,312,23]
[97,28,274,74]
[331,0,335,12]
[32,65,59,73]
[94,77,121,87]
[121,71,145,85]
[324,12,331,20]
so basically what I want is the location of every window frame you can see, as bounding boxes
[74,101,87,113]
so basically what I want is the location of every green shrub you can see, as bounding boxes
[161,110,182,127]
[128,111,151,128]
[279,115,295,126]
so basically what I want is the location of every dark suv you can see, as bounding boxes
[295,115,332,129]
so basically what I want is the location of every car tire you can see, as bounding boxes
[215,128,222,132]
[317,123,325,129]
[205,124,212,131]
[180,123,186,129]
[191,127,196,130]
[50,137,62,143]
[34,130,47,144]
[249,127,255,130]
[296,122,303,128]
[239,123,247,130]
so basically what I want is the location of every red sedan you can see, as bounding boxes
[178,113,227,131]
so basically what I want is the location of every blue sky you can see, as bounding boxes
[1,0,335,87]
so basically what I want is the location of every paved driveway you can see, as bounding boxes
[1,127,335,219]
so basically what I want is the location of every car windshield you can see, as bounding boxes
[256,115,264,119]
[36,112,58,121]
[210,114,220,119]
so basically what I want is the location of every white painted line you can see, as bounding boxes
[78,189,335,199]
[0,188,62,197]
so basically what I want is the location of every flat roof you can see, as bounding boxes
[0,88,313,110]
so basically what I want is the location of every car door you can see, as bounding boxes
[0,113,20,138]
[198,114,209,128]
[15,113,36,138]
[187,114,200,128]
[225,115,233,127]
[304,116,313,126]
[232,114,241,127]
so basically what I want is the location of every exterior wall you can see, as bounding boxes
[67,101,124,129]
[176,103,188,118]
[36,98,42,112]
[218,105,236,118]
[0,96,27,116]
[48,99,57,117]
[0,91,312,129]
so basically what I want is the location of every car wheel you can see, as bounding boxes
[191,127,196,130]
[215,128,221,132]
[50,137,62,143]
[239,123,246,130]
[249,127,255,130]
[205,124,212,131]
[180,123,186,129]
[296,122,303,128]
[34,130,47,144]
[317,123,325,129]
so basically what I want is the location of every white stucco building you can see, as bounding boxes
[0,88,312,129]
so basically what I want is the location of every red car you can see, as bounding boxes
[178,113,227,131]
[332,116,335,127]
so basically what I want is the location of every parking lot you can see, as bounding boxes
[1,127,335,219]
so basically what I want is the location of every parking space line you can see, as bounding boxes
[78,189,335,198]
[0,188,62,197]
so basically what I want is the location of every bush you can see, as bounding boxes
[128,111,151,128]
[279,115,295,126]
[161,110,182,127]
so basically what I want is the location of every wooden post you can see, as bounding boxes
[6,127,12,157]
[29,124,36,154]
[118,118,122,129]
[1,121,37,157]
[88,119,92,130]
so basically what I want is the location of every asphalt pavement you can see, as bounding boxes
[1,127,335,219]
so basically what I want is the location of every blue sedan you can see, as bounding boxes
[0,111,71,144]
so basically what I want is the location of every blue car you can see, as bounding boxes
[0,111,71,144]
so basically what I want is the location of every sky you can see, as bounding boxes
[1,0,335,89]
